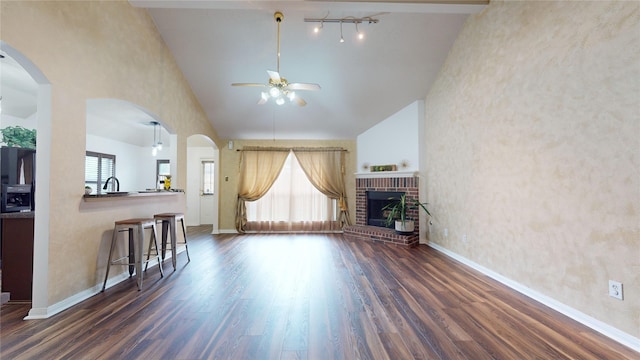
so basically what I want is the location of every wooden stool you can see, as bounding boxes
[154,213,191,270]
[102,218,163,291]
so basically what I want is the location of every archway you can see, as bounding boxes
[85,98,177,193]
[1,41,52,319]
[186,135,219,234]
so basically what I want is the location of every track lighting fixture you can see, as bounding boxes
[305,15,379,43]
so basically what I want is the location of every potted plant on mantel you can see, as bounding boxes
[383,194,431,235]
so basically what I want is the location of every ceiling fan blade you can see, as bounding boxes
[288,83,321,91]
[232,83,266,87]
[294,96,307,107]
[267,70,281,82]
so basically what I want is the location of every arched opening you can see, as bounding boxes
[1,41,52,319]
[85,99,177,193]
[186,135,219,234]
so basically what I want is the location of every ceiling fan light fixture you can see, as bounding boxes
[269,87,281,98]
[232,12,320,107]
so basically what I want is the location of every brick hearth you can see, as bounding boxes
[344,225,419,247]
[344,175,419,247]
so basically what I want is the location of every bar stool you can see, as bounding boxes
[153,212,191,270]
[102,218,164,291]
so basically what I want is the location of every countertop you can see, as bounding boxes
[82,190,184,202]
[0,211,35,219]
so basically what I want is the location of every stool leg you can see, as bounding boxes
[102,227,119,292]
[152,222,164,277]
[170,219,177,270]
[144,227,155,272]
[135,225,144,291]
[161,220,169,261]
[128,228,135,276]
[180,218,190,262]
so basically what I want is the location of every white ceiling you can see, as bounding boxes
[132,0,485,140]
[0,53,38,119]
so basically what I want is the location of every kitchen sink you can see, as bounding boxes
[106,191,135,195]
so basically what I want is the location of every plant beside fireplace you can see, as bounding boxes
[382,194,431,234]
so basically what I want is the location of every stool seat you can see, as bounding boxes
[154,212,190,270]
[102,218,163,291]
[115,218,156,226]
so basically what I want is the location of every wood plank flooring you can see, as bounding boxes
[1,226,637,359]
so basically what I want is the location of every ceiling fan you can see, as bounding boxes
[232,11,320,107]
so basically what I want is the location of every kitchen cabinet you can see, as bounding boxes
[1,212,34,302]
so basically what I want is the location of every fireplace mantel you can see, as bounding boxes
[354,171,418,179]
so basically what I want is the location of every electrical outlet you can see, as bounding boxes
[608,280,623,300]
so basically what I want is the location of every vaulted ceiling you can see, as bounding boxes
[0,1,487,144]
[131,0,486,140]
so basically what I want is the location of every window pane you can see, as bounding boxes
[158,162,170,176]
[246,153,336,222]
[202,161,214,194]
[85,151,115,193]
[85,156,98,182]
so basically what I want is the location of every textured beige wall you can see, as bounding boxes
[424,1,639,336]
[2,1,220,304]
[219,139,357,231]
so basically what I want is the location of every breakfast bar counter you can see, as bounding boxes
[82,190,184,202]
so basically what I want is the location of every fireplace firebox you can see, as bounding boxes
[367,191,404,228]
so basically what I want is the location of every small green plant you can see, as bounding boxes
[383,193,431,227]
[1,126,36,149]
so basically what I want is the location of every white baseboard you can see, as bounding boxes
[218,229,238,234]
[427,242,640,353]
[24,248,185,320]
[24,272,130,320]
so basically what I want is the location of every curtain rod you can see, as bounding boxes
[237,147,348,152]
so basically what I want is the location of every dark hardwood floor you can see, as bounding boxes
[1,226,637,359]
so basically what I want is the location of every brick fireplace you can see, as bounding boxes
[344,173,420,247]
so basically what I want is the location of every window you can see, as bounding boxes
[246,152,337,231]
[157,159,170,189]
[202,160,215,195]
[85,151,115,194]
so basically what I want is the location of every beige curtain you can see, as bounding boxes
[293,149,352,228]
[235,149,289,232]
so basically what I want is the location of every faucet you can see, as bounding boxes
[103,177,120,192]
